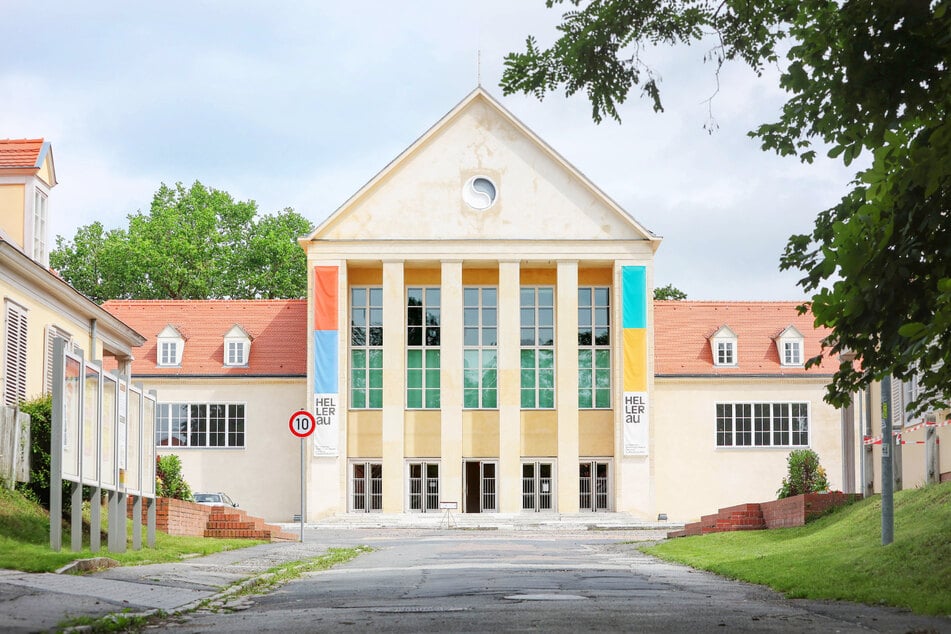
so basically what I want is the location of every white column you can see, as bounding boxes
[382,260,405,512]
[557,261,579,512]
[498,260,521,512]
[440,261,464,507]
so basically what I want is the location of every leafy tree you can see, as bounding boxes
[502,1,951,415]
[653,284,687,301]
[51,182,313,301]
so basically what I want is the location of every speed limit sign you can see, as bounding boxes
[289,410,317,438]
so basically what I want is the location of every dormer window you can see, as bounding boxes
[710,326,738,367]
[776,326,805,367]
[223,325,251,367]
[157,325,184,367]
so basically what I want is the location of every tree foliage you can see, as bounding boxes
[777,449,830,499]
[51,181,313,302]
[653,283,687,300]
[502,1,951,415]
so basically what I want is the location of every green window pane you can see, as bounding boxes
[521,389,535,408]
[407,389,422,409]
[538,349,554,369]
[426,349,440,369]
[368,349,383,368]
[595,389,611,408]
[595,350,611,369]
[483,350,497,369]
[351,371,366,388]
[464,349,479,369]
[407,369,422,389]
[578,390,593,409]
[425,389,440,409]
[351,349,366,369]
[425,369,440,388]
[351,389,366,409]
[408,349,422,369]
[368,389,383,409]
[464,369,479,389]
[539,369,554,389]
[578,350,592,369]
[595,368,611,388]
[539,389,555,408]
[482,369,497,389]
[482,389,497,408]
[369,369,383,388]
[464,389,479,409]
[520,349,535,369]
[578,369,592,388]
[521,369,535,389]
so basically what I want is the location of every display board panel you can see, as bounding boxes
[81,364,101,485]
[125,387,142,495]
[141,395,156,497]
[61,354,82,482]
[100,375,117,489]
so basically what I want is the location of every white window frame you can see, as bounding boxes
[350,286,383,410]
[156,325,184,367]
[32,188,48,266]
[710,326,738,367]
[406,286,441,409]
[223,325,251,367]
[520,286,555,409]
[155,402,246,448]
[463,286,498,409]
[715,401,810,448]
[776,326,805,367]
[406,460,440,513]
[3,300,29,406]
[578,286,611,409]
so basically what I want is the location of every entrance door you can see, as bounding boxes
[351,462,382,513]
[521,461,554,512]
[408,462,439,512]
[579,461,610,512]
[464,461,497,513]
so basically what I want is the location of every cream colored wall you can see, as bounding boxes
[347,410,382,457]
[37,155,54,188]
[462,411,499,457]
[652,378,843,522]
[151,378,306,522]
[0,184,25,247]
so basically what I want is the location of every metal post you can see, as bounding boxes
[50,338,64,551]
[132,495,142,550]
[300,437,306,543]
[70,482,82,551]
[881,376,894,545]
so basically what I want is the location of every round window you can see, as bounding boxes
[463,176,497,210]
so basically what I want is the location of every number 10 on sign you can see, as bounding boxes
[289,410,316,438]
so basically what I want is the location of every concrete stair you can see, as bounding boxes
[204,507,298,542]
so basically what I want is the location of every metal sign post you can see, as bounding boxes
[289,410,317,542]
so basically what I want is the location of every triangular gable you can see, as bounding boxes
[303,88,660,247]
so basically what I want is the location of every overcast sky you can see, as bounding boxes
[1,2,858,300]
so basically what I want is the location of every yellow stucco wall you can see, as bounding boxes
[462,410,500,457]
[579,410,614,456]
[347,410,382,457]
[578,268,612,285]
[404,410,441,457]
[520,268,556,285]
[521,410,558,456]
[348,267,382,285]
[0,185,25,247]
[405,269,441,285]
[462,269,498,285]
[37,155,54,187]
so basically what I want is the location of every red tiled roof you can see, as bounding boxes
[101,300,307,376]
[653,301,834,376]
[0,138,44,169]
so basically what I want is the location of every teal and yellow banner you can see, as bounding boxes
[622,266,649,455]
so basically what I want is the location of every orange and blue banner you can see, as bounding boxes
[622,266,649,455]
[312,266,339,456]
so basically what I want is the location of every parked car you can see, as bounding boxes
[193,492,238,507]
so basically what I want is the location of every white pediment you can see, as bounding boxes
[306,89,658,244]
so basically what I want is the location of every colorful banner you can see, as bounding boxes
[313,266,339,457]
[622,266,649,455]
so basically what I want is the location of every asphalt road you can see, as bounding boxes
[160,528,950,633]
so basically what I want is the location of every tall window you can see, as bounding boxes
[463,287,498,408]
[578,287,610,408]
[520,287,554,409]
[32,189,48,264]
[407,287,440,409]
[3,301,28,406]
[351,287,383,409]
[716,402,809,447]
[155,402,245,447]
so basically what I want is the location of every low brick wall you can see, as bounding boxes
[127,497,213,536]
[760,492,861,529]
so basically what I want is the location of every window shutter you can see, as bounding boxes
[4,303,29,406]
[890,376,903,428]
[44,326,72,394]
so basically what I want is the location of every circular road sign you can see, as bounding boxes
[289,410,317,438]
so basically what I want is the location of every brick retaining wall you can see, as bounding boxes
[127,497,213,536]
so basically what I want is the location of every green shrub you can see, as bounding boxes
[777,448,830,499]
[14,395,70,509]
[155,454,193,500]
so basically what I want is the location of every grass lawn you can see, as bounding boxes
[0,486,266,573]
[644,481,951,615]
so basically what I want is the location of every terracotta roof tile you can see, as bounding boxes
[101,300,307,376]
[0,138,44,169]
[654,301,834,376]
